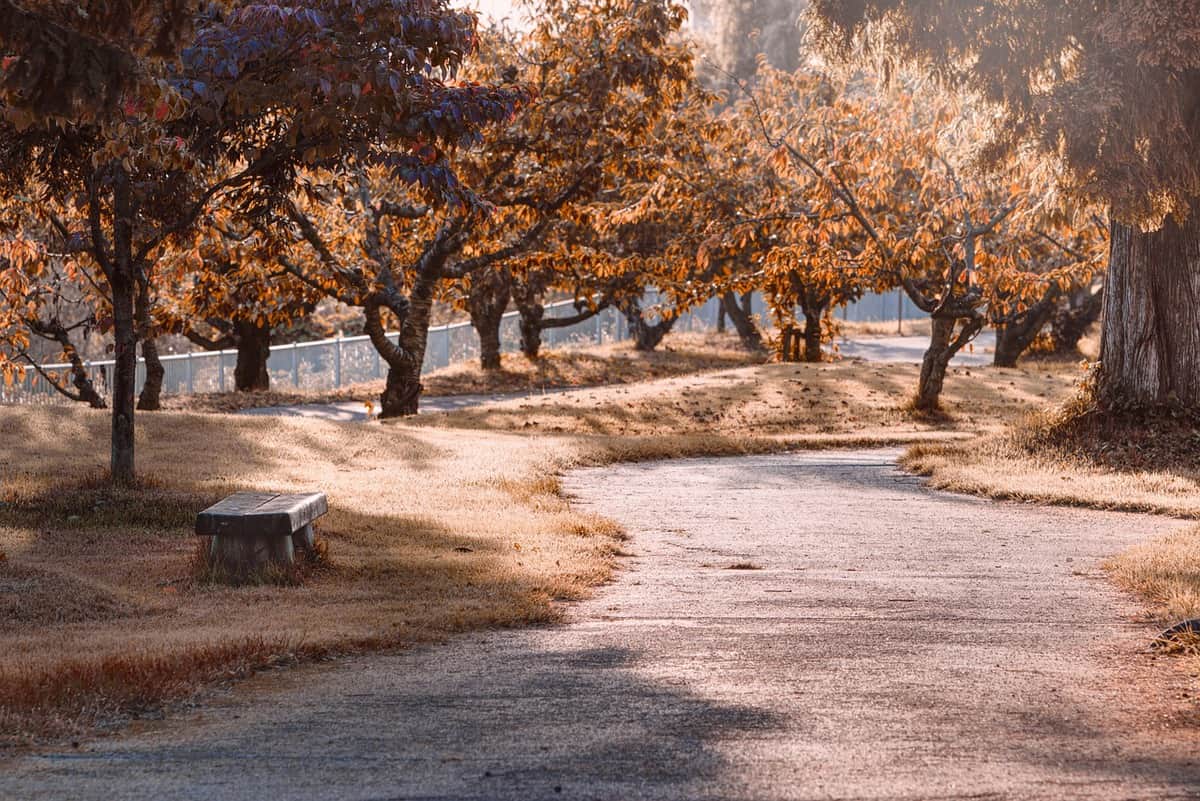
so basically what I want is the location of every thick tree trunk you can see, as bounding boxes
[721,291,765,351]
[136,336,164,410]
[234,321,271,391]
[716,304,726,333]
[517,301,544,360]
[468,271,510,370]
[1098,212,1200,408]
[622,298,676,352]
[914,314,983,412]
[802,309,823,362]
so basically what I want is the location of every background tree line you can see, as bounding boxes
[3,0,1193,486]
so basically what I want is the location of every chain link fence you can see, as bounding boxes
[3,290,917,404]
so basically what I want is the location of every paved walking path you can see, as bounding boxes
[3,450,1197,800]
[837,330,995,366]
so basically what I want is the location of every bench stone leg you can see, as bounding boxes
[291,523,315,553]
[210,532,295,573]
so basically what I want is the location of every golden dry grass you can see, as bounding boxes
[1106,529,1200,627]
[416,359,1080,440]
[0,410,618,744]
[0,358,1076,745]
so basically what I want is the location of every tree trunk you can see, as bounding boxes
[722,291,765,351]
[1098,211,1200,408]
[716,303,726,333]
[802,308,823,362]
[134,266,162,411]
[914,314,982,412]
[993,293,1056,368]
[378,277,435,418]
[109,173,137,485]
[622,298,676,352]
[110,274,136,483]
[234,321,271,391]
[136,336,164,410]
[468,271,510,371]
[1050,287,1103,355]
[517,301,544,360]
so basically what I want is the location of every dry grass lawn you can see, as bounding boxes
[417,359,1079,443]
[0,357,1079,746]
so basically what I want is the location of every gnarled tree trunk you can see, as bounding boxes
[1050,286,1103,355]
[993,290,1057,368]
[1098,212,1200,408]
[370,274,435,418]
[516,301,544,360]
[234,321,271,391]
[914,313,983,412]
[622,298,676,352]
[468,270,511,370]
[802,308,823,362]
[721,291,765,351]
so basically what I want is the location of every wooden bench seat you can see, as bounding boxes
[196,492,328,571]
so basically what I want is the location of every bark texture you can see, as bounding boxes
[370,274,434,418]
[1050,287,1103,355]
[622,298,676,352]
[915,314,983,411]
[1098,212,1200,408]
[234,321,271,391]
[109,175,137,484]
[721,291,765,351]
[992,290,1057,368]
[802,308,823,362]
[136,336,164,410]
[468,271,511,370]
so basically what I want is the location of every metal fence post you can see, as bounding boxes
[334,335,342,388]
[292,342,300,387]
[186,352,194,394]
[218,351,226,392]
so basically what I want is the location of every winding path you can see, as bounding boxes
[3,450,1197,799]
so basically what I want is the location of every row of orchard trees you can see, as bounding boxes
[0,0,1194,487]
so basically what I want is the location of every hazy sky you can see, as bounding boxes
[470,0,521,22]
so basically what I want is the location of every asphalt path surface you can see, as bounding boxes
[3,450,1197,800]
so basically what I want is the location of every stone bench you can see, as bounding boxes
[196,492,328,571]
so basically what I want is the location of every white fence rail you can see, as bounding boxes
[3,289,918,404]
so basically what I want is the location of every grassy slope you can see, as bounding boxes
[0,356,1076,744]
[165,331,767,413]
